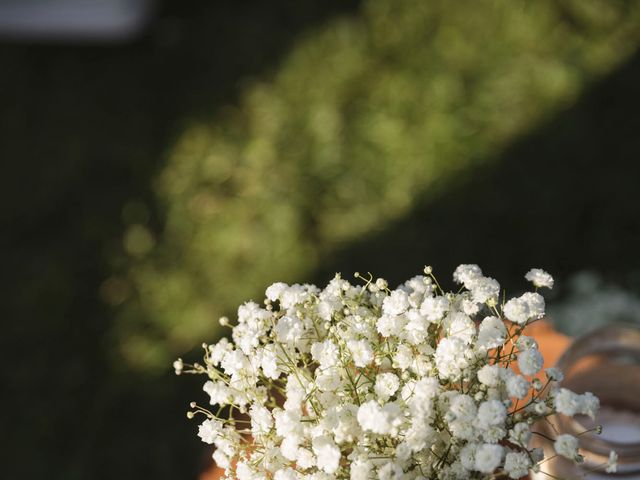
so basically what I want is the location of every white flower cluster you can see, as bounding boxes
[177,265,612,480]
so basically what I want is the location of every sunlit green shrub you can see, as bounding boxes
[117,0,640,369]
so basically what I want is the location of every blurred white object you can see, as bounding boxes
[0,0,154,41]
[549,271,640,336]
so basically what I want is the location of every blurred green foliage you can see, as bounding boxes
[117,0,640,369]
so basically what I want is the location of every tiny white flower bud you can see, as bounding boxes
[375,278,387,289]
[173,358,184,375]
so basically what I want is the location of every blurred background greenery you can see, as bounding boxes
[2,0,640,478]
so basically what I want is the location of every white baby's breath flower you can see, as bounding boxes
[435,337,471,380]
[504,451,531,479]
[207,337,232,366]
[525,268,554,289]
[579,391,600,420]
[297,448,317,469]
[545,367,564,382]
[449,394,478,422]
[533,400,548,415]
[394,344,414,370]
[420,296,450,322]
[554,388,581,416]
[382,289,410,316]
[356,400,382,432]
[516,335,538,350]
[508,423,531,446]
[477,365,501,387]
[474,443,503,473]
[315,367,342,392]
[477,316,507,349]
[280,436,300,461]
[503,298,529,325]
[274,467,298,480]
[274,409,303,438]
[554,434,580,460]
[274,315,305,345]
[220,349,250,377]
[460,443,478,470]
[173,358,183,375]
[462,297,481,316]
[250,404,273,438]
[197,418,223,444]
[522,292,545,319]
[378,461,403,480]
[469,276,500,304]
[403,309,431,345]
[357,401,403,435]
[212,450,230,469]
[260,344,281,380]
[606,451,618,473]
[203,380,230,405]
[503,292,545,325]
[312,436,341,474]
[235,461,254,480]
[376,314,406,338]
[347,339,374,367]
[311,340,340,369]
[449,419,476,441]
[404,420,435,452]
[453,264,483,285]
[446,312,476,344]
[506,374,530,400]
[375,372,400,401]
[266,282,288,302]
[350,459,373,480]
[518,348,543,376]
[476,400,507,430]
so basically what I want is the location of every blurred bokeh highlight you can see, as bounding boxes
[2,0,640,478]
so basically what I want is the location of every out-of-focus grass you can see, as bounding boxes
[117,0,640,369]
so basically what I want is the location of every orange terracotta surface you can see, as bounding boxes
[199,321,571,480]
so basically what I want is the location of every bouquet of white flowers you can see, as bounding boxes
[176,265,616,480]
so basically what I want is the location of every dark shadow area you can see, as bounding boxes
[0,1,360,479]
[316,49,640,295]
